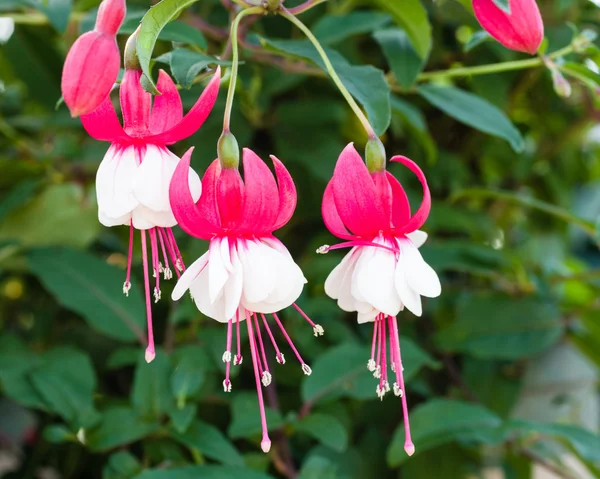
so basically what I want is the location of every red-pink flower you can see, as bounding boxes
[61,0,126,116]
[320,143,441,457]
[81,66,220,363]
[169,147,322,453]
[473,0,544,55]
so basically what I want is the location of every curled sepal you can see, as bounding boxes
[390,156,431,234]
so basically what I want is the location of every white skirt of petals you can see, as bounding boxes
[324,230,440,322]
[172,237,307,323]
[96,144,202,230]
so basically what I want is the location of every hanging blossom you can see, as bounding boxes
[61,0,126,116]
[169,145,323,453]
[318,142,442,457]
[79,35,221,363]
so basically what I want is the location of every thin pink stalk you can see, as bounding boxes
[167,228,185,272]
[234,309,243,365]
[292,303,315,327]
[260,313,284,364]
[245,310,271,453]
[140,230,155,363]
[157,228,171,279]
[158,228,181,279]
[272,312,311,375]
[381,314,388,388]
[149,228,160,301]
[124,222,134,294]
[391,316,414,456]
[224,319,233,392]
[369,318,379,369]
[253,313,270,375]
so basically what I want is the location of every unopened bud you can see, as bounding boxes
[124,28,141,70]
[551,68,572,98]
[365,137,386,173]
[218,131,240,169]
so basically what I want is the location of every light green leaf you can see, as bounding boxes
[228,393,284,439]
[27,247,146,342]
[464,30,492,52]
[374,28,424,90]
[133,466,275,479]
[296,413,348,453]
[155,49,230,88]
[18,0,72,32]
[260,38,390,135]
[492,0,511,13]
[121,20,207,49]
[418,84,524,152]
[87,407,160,451]
[312,12,391,44]
[102,451,142,479]
[136,0,200,93]
[168,404,196,434]
[387,399,502,466]
[373,0,431,59]
[436,293,563,359]
[43,424,75,444]
[0,180,40,224]
[172,419,244,466]
[131,350,174,419]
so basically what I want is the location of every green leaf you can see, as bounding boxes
[0,184,100,248]
[170,345,208,403]
[29,347,100,428]
[464,30,492,52]
[492,0,511,13]
[133,466,275,479]
[121,20,207,49]
[312,12,391,44]
[387,399,502,466]
[228,393,284,439]
[302,340,438,403]
[102,451,143,479]
[436,293,563,359]
[373,28,424,90]
[373,0,431,59]
[136,0,200,93]
[260,38,391,136]
[296,413,349,453]
[107,347,141,369]
[19,0,73,32]
[168,403,196,434]
[172,419,244,466]
[43,424,75,443]
[298,455,339,479]
[418,85,524,152]
[27,247,146,342]
[155,49,230,89]
[131,350,173,419]
[0,180,39,224]
[87,407,160,451]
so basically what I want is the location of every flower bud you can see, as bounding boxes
[473,0,544,55]
[96,0,126,36]
[550,68,572,98]
[365,137,386,173]
[218,131,240,169]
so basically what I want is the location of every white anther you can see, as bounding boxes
[223,380,232,392]
[301,364,312,376]
[391,362,396,372]
[262,371,272,387]
[373,365,381,379]
[176,258,184,272]
[234,355,243,366]
[393,383,403,397]
[376,385,385,400]
[222,351,232,363]
[276,353,286,364]
[152,268,157,278]
[367,359,376,372]
[122,281,131,297]
[163,267,173,280]
[313,325,325,337]
[316,245,330,254]
[153,287,161,303]
[384,381,390,393]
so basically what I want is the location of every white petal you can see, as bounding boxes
[222,246,243,320]
[96,145,139,219]
[394,253,422,317]
[240,240,275,304]
[324,249,355,300]
[189,265,219,321]
[358,309,379,324]
[98,209,131,227]
[131,204,176,229]
[132,146,175,213]
[400,240,441,298]
[406,230,428,248]
[172,252,208,300]
[208,238,229,304]
[352,243,402,317]
[0,18,15,44]
[220,236,233,272]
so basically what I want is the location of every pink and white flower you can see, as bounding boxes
[320,142,442,457]
[169,147,322,453]
[80,64,220,363]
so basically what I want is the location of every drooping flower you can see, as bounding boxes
[79,37,221,363]
[473,0,544,55]
[319,142,442,457]
[61,0,126,116]
[169,145,323,454]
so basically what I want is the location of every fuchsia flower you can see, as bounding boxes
[169,147,323,454]
[61,0,126,116]
[80,60,220,363]
[320,143,442,456]
[473,0,544,55]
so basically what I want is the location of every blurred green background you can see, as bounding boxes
[1,0,600,477]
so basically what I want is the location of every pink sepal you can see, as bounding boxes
[197,159,222,229]
[270,155,297,231]
[80,95,128,143]
[217,167,245,229]
[120,69,152,136]
[385,171,411,228]
[390,156,431,234]
[150,70,184,134]
[322,181,355,240]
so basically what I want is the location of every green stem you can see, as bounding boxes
[417,45,575,82]
[222,6,264,132]
[280,7,377,139]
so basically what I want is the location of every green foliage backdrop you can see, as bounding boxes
[1,0,600,477]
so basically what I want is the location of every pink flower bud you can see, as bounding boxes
[473,0,544,55]
[95,0,126,36]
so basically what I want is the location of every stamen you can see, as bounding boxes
[292,303,324,337]
[301,364,312,376]
[318,240,399,255]
[272,312,311,374]
[157,228,172,280]
[253,313,271,386]
[166,229,185,272]
[123,281,131,296]
[224,320,233,392]
[260,313,284,364]
[261,371,272,387]
[123,223,134,297]
[140,230,155,364]
[153,287,161,303]
[234,310,243,366]
[374,315,383,379]
[245,310,271,453]
[223,379,232,392]
[149,229,161,300]
[368,319,379,372]
[316,244,330,254]
[380,314,388,397]
[158,228,180,279]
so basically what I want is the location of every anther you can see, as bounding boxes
[153,287,161,303]
[234,354,243,366]
[391,362,396,372]
[122,281,131,296]
[163,267,173,280]
[276,353,286,364]
[393,383,403,397]
[313,325,325,337]
[301,364,312,375]
[367,359,376,372]
[384,381,390,393]
[261,371,272,387]
[373,365,381,379]
[222,351,232,363]
[316,245,330,254]
[176,258,184,272]
[223,379,232,392]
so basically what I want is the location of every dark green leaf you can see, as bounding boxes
[168,403,196,434]
[170,344,210,403]
[227,393,284,439]
[27,247,146,342]
[312,12,391,44]
[172,419,244,466]
[465,30,492,52]
[0,180,39,224]
[418,84,524,152]
[156,49,230,88]
[131,350,173,419]
[87,407,160,451]
[374,28,424,90]
[43,424,75,443]
[387,399,502,466]
[296,413,348,452]
[102,451,143,479]
[19,0,73,32]
[133,466,275,479]
[298,455,339,479]
[436,293,563,359]
[107,347,141,369]
[492,0,511,13]
[260,38,391,135]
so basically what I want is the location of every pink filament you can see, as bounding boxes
[376,314,383,372]
[225,318,233,388]
[159,228,181,278]
[235,309,242,364]
[260,313,283,362]
[125,222,134,286]
[272,312,306,365]
[370,317,379,362]
[391,316,414,455]
[140,230,155,362]
[167,228,185,271]
[292,303,316,328]
[245,310,270,450]
[157,228,171,275]
[149,228,160,294]
[253,313,270,374]
[381,314,388,387]
[324,240,399,255]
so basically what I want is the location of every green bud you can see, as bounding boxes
[124,27,141,70]
[218,131,240,169]
[365,137,386,173]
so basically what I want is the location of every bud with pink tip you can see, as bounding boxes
[473,0,544,55]
[61,0,126,117]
